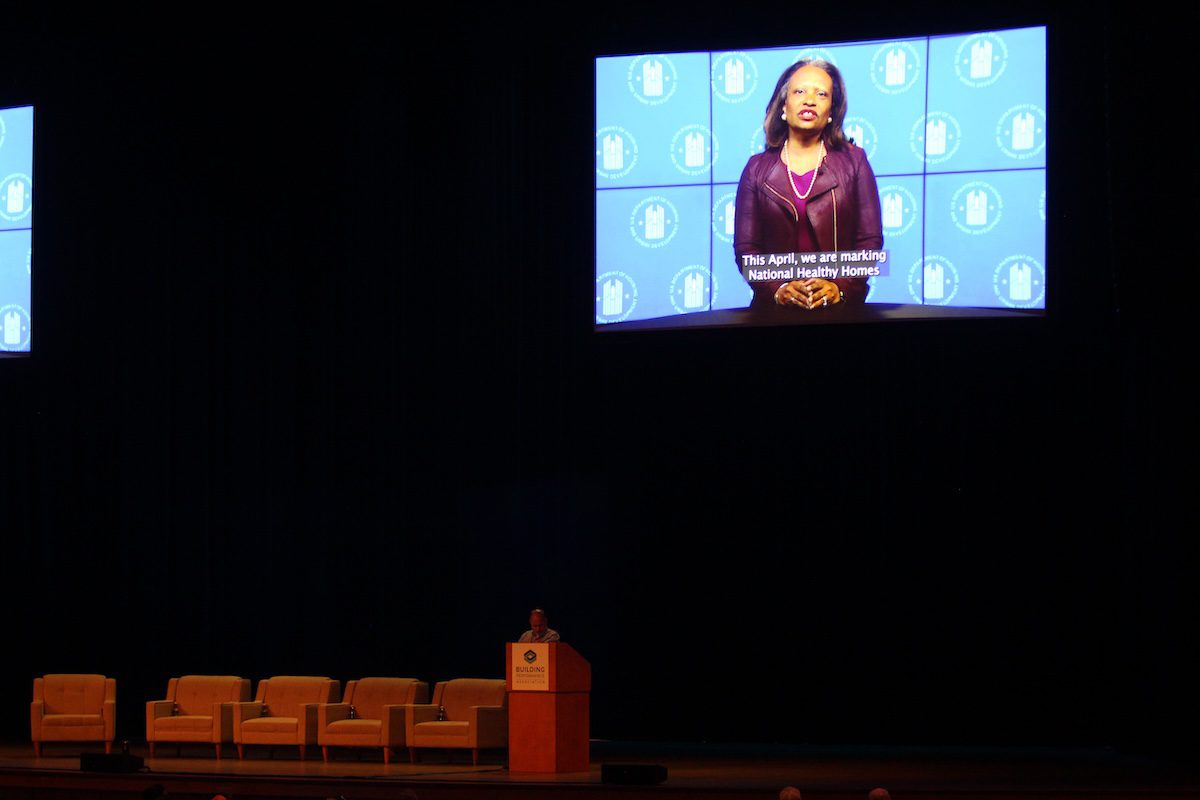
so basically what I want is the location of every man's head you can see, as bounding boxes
[529,608,549,636]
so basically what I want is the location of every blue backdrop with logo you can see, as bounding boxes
[595,27,1045,324]
[0,105,34,352]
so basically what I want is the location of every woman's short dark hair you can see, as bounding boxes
[763,59,851,151]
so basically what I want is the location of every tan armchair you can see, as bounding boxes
[408,678,507,765]
[146,675,250,758]
[31,674,116,756]
[318,677,430,763]
[233,676,340,760]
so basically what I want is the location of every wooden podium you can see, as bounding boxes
[506,642,591,773]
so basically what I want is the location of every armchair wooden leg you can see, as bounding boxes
[321,746,329,762]
[299,745,306,761]
[105,742,112,754]
[472,748,479,766]
[383,747,390,765]
[149,743,156,758]
[215,743,222,759]
[408,747,416,764]
[237,744,245,760]
[32,742,41,757]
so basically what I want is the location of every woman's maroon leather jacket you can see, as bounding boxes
[734,143,883,308]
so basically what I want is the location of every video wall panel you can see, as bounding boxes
[595,27,1046,326]
[0,104,33,353]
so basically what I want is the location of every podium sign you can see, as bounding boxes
[506,642,591,773]
[511,644,550,691]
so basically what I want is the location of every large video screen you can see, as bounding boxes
[595,27,1045,330]
[0,104,33,355]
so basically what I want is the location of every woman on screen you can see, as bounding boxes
[734,59,883,310]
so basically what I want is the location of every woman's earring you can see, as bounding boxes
[781,112,787,120]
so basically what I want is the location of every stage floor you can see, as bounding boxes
[1,740,1196,800]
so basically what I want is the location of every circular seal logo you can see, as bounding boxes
[950,180,1003,235]
[791,47,838,66]
[870,42,921,94]
[596,270,639,323]
[629,195,680,249]
[954,33,1009,88]
[841,116,879,160]
[877,184,918,237]
[669,266,717,313]
[627,55,679,106]
[910,112,961,165]
[992,254,1045,308]
[0,173,32,223]
[0,304,31,350]
[908,255,959,305]
[1039,188,1046,222]
[712,52,758,104]
[748,126,766,156]
[996,104,1046,160]
[670,124,717,177]
[596,126,639,180]
[712,191,738,244]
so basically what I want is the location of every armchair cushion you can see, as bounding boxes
[242,717,299,735]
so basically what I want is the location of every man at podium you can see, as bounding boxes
[517,608,560,643]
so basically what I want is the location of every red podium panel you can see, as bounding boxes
[506,643,590,773]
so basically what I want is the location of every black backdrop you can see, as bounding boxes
[1,6,1193,755]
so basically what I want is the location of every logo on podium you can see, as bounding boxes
[512,643,550,691]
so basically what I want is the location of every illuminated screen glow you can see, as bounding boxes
[0,104,33,354]
[594,27,1046,328]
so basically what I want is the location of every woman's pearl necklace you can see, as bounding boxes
[782,139,825,200]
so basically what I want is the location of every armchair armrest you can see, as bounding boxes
[407,704,440,741]
[300,703,321,743]
[146,700,173,742]
[470,705,508,748]
[409,704,440,723]
[102,700,116,740]
[381,704,415,743]
[147,701,174,718]
[232,702,264,726]
[319,702,352,728]
[30,700,43,738]
[214,702,235,743]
